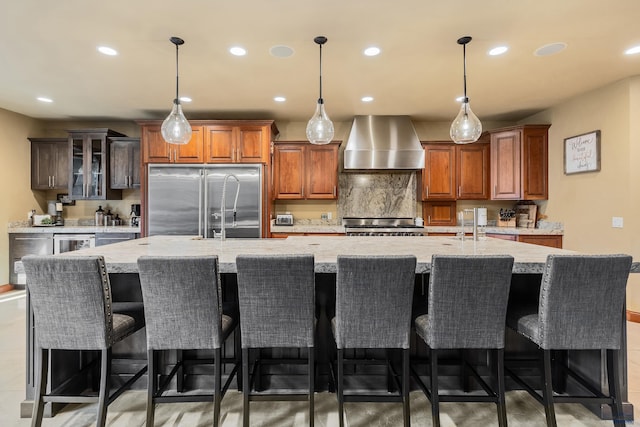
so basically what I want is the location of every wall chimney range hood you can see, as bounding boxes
[344,115,425,170]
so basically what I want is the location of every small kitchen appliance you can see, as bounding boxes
[130,204,141,227]
[275,213,294,226]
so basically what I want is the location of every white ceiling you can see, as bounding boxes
[2,1,640,124]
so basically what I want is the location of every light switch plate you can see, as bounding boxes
[612,217,624,228]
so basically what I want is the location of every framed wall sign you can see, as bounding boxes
[564,130,601,175]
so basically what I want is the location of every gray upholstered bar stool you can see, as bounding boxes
[412,255,514,427]
[333,255,416,427]
[236,254,316,427]
[137,255,239,427]
[22,255,146,427]
[506,254,632,427]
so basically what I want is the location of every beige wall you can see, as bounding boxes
[0,108,43,284]
[523,76,640,311]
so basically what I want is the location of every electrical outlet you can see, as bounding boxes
[327,212,332,220]
[612,217,624,228]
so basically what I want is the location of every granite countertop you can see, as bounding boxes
[25,234,602,275]
[8,225,141,234]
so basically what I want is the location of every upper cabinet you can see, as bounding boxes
[110,137,140,189]
[272,142,339,200]
[421,140,489,201]
[29,138,69,190]
[68,129,124,200]
[139,120,278,165]
[489,124,550,200]
[141,124,204,164]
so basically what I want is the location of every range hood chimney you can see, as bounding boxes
[344,115,425,170]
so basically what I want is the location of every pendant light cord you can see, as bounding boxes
[462,42,467,103]
[175,42,180,105]
[318,42,324,104]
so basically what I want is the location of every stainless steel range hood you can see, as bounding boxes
[344,115,425,170]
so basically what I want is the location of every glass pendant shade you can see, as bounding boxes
[306,101,334,145]
[450,100,482,144]
[161,100,192,145]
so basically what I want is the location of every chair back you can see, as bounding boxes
[236,254,315,348]
[137,256,224,350]
[22,255,113,350]
[537,254,632,349]
[426,255,514,349]
[335,255,416,349]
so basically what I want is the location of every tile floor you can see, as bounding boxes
[0,290,635,426]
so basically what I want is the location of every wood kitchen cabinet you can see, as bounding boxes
[68,129,124,200]
[9,234,53,285]
[489,124,550,200]
[517,234,562,248]
[141,124,204,164]
[204,122,274,163]
[421,141,489,201]
[272,142,339,200]
[423,201,457,226]
[29,138,69,190]
[95,232,139,246]
[110,137,140,189]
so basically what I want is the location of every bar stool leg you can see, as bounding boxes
[402,348,410,427]
[213,348,222,427]
[309,347,315,427]
[541,350,557,427]
[176,349,184,392]
[607,349,625,427]
[337,348,345,427]
[96,348,111,427]
[242,348,250,427]
[496,349,507,427]
[461,349,470,392]
[31,348,48,427]
[430,348,441,427]
[146,349,156,427]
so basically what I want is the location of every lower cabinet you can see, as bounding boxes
[9,234,54,285]
[423,201,457,226]
[517,234,562,248]
[95,232,139,246]
[270,232,344,238]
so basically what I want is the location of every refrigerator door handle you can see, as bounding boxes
[200,170,206,237]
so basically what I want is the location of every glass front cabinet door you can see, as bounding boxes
[68,129,125,200]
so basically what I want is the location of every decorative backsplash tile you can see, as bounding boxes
[338,172,416,218]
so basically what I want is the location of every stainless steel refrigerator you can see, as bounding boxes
[147,164,262,238]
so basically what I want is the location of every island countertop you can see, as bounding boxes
[29,234,634,275]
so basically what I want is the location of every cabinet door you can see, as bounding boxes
[52,142,70,189]
[306,144,338,199]
[457,143,489,199]
[204,125,235,163]
[491,130,521,200]
[423,201,457,226]
[95,232,139,246]
[237,125,268,163]
[31,140,69,190]
[174,126,204,163]
[110,141,131,189]
[142,125,171,163]
[273,144,305,199]
[423,144,456,200]
[522,128,548,200]
[130,141,141,188]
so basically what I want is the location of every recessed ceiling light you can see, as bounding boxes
[363,47,381,57]
[625,45,640,55]
[488,46,508,56]
[97,46,118,56]
[534,42,567,56]
[274,96,286,102]
[229,46,247,56]
[361,96,374,102]
[37,97,53,103]
[179,96,192,103]
[270,45,294,58]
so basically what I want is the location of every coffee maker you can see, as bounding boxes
[130,204,141,227]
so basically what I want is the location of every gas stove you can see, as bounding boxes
[343,217,426,236]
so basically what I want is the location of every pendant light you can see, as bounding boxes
[450,36,482,144]
[306,36,334,145]
[161,36,192,145]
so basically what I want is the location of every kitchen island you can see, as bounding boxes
[17,235,638,420]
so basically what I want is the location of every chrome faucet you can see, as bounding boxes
[462,208,479,241]
[220,174,240,241]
